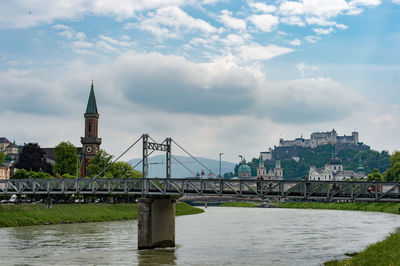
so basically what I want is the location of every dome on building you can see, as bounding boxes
[330,157,342,165]
[238,164,251,173]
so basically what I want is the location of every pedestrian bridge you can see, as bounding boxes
[1,178,399,202]
[4,134,399,249]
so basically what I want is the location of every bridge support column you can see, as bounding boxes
[138,197,175,250]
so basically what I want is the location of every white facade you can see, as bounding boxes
[257,157,267,178]
[309,161,364,181]
[266,161,283,180]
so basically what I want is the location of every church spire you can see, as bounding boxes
[85,81,98,114]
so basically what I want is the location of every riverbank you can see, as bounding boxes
[220,201,400,215]
[274,201,400,215]
[0,202,204,228]
[220,201,400,265]
[324,228,400,266]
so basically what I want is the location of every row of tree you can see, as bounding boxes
[367,151,400,181]
[11,142,141,179]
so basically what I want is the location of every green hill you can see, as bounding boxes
[234,145,390,179]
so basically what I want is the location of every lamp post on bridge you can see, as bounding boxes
[219,152,224,179]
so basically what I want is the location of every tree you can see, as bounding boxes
[0,152,5,164]
[54,141,78,176]
[11,169,53,179]
[384,151,400,181]
[367,168,383,181]
[11,169,29,179]
[86,150,142,178]
[86,149,113,177]
[109,161,142,178]
[14,143,53,174]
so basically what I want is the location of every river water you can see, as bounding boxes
[0,207,399,266]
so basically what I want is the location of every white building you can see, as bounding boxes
[266,160,283,180]
[309,157,365,181]
[257,155,267,179]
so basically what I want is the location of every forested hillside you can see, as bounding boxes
[233,145,390,179]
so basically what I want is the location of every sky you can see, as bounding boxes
[0,0,399,163]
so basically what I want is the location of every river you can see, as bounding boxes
[0,207,399,265]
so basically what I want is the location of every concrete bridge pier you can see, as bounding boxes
[138,197,176,250]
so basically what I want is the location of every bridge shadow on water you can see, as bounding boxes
[138,247,176,266]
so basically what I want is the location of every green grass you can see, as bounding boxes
[219,202,259,207]
[0,202,203,228]
[325,229,400,266]
[275,202,400,215]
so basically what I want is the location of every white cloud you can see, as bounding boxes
[237,43,293,61]
[393,0,400,4]
[219,10,247,30]
[313,27,335,35]
[306,17,347,29]
[296,62,320,76]
[53,24,86,41]
[0,0,187,29]
[221,34,245,46]
[280,16,305,26]
[201,0,228,4]
[279,1,304,16]
[248,14,279,32]
[290,39,302,46]
[135,6,217,39]
[304,36,322,43]
[248,2,277,13]
[350,0,381,7]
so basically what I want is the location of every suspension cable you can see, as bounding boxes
[120,138,166,178]
[171,139,215,175]
[172,155,197,177]
[93,135,143,179]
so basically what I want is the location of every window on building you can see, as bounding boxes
[88,122,92,133]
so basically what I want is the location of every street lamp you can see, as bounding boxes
[219,153,224,179]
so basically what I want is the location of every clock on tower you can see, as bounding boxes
[80,81,102,177]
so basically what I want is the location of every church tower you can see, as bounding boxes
[80,81,102,177]
[257,155,266,179]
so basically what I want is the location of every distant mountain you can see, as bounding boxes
[129,155,236,178]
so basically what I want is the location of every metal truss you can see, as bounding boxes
[0,179,399,202]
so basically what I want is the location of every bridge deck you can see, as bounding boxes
[1,178,399,202]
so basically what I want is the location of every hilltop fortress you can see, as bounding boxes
[261,129,370,161]
[279,129,358,148]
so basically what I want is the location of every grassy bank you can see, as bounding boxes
[274,202,400,215]
[0,202,204,228]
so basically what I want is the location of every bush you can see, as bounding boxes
[11,169,54,179]
[11,169,29,179]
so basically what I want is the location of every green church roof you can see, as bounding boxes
[85,81,98,114]
[238,164,251,173]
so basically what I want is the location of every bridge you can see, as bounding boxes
[4,134,400,249]
[1,178,399,202]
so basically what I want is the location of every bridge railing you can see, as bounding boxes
[0,178,399,202]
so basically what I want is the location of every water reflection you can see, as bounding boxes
[138,248,176,266]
